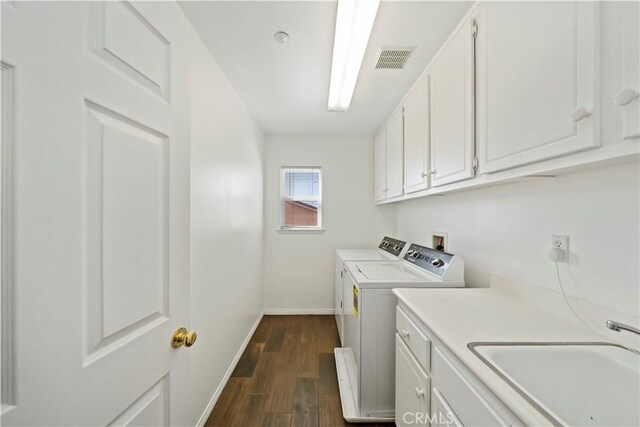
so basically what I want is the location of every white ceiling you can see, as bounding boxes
[180,1,472,136]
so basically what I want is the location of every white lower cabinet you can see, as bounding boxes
[396,305,520,427]
[431,388,463,427]
[396,336,430,427]
[431,347,508,426]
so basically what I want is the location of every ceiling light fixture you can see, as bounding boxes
[274,31,289,44]
[328,0,380,112]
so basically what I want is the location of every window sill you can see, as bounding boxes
[277,227,325,234]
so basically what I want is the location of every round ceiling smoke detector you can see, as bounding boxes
[274,31,289,44]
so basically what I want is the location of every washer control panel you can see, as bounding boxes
[378,236,407,257]
[403,243,454,278]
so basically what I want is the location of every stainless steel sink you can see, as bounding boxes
[468,342,640,426]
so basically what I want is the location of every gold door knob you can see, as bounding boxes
[171,327,197,348]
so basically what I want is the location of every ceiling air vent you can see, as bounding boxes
[375,47,415,70]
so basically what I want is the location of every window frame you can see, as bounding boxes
[279,166,324,232]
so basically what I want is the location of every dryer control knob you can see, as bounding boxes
[411,252,420,259]
[431,259,444,267]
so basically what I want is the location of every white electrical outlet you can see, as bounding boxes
[551,235,570,261]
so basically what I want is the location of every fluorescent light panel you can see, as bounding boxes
[328,0,380,112]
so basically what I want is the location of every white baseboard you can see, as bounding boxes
[195,311,264,427]
[263,308,335,315]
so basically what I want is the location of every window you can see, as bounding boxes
[280,167,323,231]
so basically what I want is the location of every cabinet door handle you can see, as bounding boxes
[415,387,425,398]
[401,329,410,338]
[570,107,590,122]
[614,88,639,106]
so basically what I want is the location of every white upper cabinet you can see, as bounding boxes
[428,18,476,187]
[374,1,633,204]
[616,2,639,140]
[386,108,405,198]
[602,1,640,144]
[403,77,429,194]
[374,129,388,202]
[476,2,601,174]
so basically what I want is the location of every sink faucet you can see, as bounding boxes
[606,320,640,335]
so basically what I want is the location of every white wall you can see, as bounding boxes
[263,135,396,312]
[187,17,264,426]
[396,161,640,320]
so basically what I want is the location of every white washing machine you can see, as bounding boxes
[335,243,465,423]
[334,237,408,345]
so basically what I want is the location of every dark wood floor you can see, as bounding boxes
[205,315,387,427]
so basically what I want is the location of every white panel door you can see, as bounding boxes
[386,109,404,199]
[429,18,475,187]
[1,2,191,425]
[396,336,430,427]
[403,76,429,194]
[476,2,601,173]
[374,129,388,202]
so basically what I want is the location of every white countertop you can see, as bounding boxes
[393,286,615,426]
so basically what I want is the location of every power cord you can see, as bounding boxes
[554,260,591,329]
[556,258,640,355]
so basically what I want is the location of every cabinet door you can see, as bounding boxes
[431,388,463,427]
[477,2,601,173]
[429,19,475,187]
[404,77,429,193]
[386,108,405,198]
[374,129,388,202]
[396,336,430,427]
[618,1,639,140]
